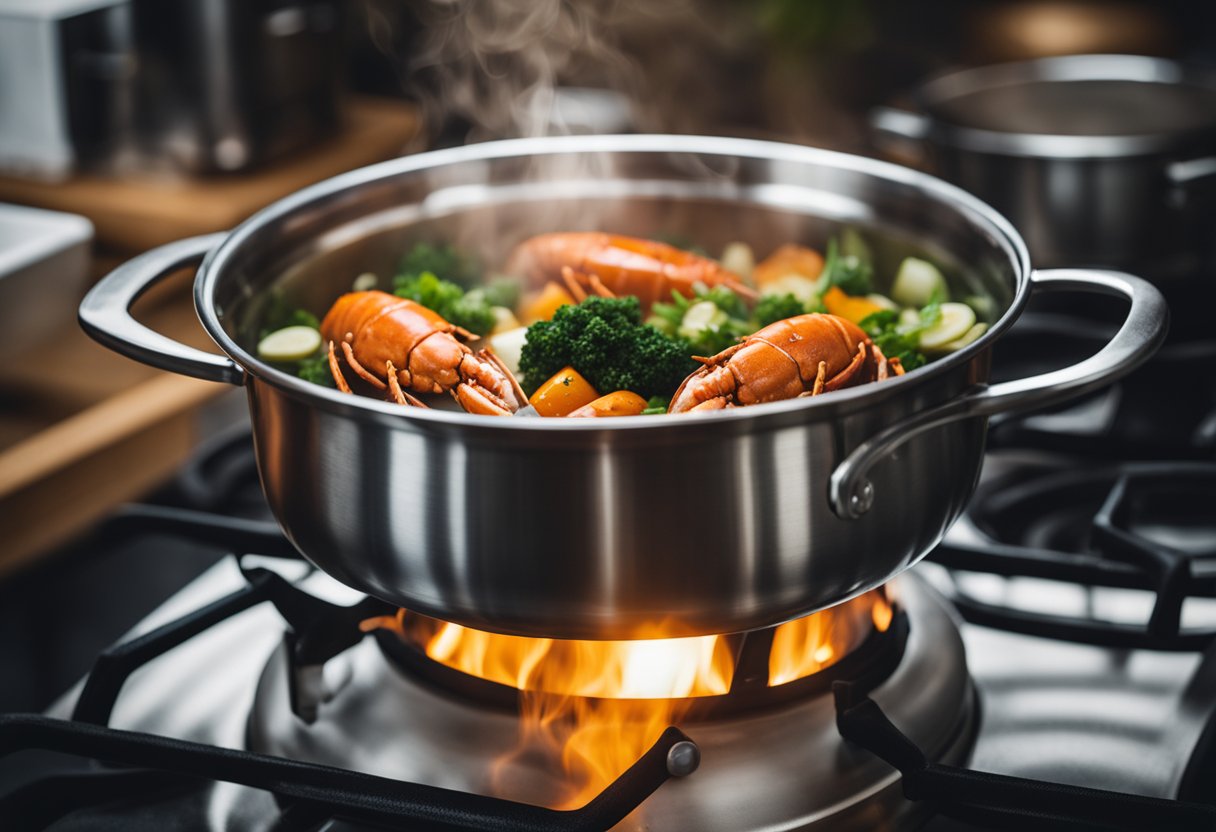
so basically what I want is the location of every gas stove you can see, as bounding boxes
[3,314,1216,831]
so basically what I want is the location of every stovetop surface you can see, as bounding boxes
[4,305,1216,830]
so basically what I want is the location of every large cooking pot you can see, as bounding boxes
[870,54,1216,272]
[79,135,1167,639]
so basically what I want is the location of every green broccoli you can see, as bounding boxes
[753,293,808,327]
[393,271,496,336]
[398,242,480,287]
[519,296,697,397]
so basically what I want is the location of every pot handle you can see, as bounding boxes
[79,233,245,386]
[869,106,931,163]
[829,269,1168,520]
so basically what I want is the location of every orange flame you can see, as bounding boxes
[374,588,890,808]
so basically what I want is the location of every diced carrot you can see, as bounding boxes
[753,244,825,288]
[521,282,576,323]
[822,286,884,325]
[529,366,599,417]
[567,390,649,418]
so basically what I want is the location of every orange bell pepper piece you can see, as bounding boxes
[753,244,825,288]
[529,366,599,417]
[822,286,883,325]
[567,390,649,418]
[522,281,576,324]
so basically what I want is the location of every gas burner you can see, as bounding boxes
[986,314,1216,460]
[371,591,905,720]
[931,462,1216,649]
[248,574,976,831]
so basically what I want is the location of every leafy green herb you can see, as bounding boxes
[649,283,752,356]
[858,298,941,372]
[819,238,872,297]
[641,395,669,415]
[297,353,335,387]
[475,276,522,310]
[393,271,496,336]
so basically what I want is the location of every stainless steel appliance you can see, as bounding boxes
[870,54,1216,272]
[79,135,1166,640]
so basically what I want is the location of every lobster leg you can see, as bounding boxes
[385,361,428,408]
[327,341,352,394]
[560,267,588,302]
[451,349,526,417]
[822,341,868,392]
[341,341,387,390]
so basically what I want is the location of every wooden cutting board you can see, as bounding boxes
[0,96,422,253]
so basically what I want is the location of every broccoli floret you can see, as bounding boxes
[393,271,496,336]
[754,293,808,327]
[398,242,480,287]
[519,296,696,397]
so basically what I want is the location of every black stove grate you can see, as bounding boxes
[931,462,1216,650]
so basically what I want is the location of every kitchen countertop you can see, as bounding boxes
[0,98,421,575]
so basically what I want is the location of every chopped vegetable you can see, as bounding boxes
[754,292,809,327]
[892,257,949,308]
[917,302,977,350]
[719,242,755,282]
[819,238,873,297]
[489,306,520,334]
[393,271,496,336]
[522,281,577,323]
[753,244,825,288]
[641,395,669,415]
[649,283,751,356]
[352,272,378,292]
[259,296,320,339]
[519,296,696,397]
[568,390,649,418]
[859,298,943,372]
[866,293,899,312]
[934,322,989,353]
[822,286,884,325]
[398,242,480,287]
[258,325,323,362]
[487,326,528,377]
[758,273,820,305]
[529,366,599,417]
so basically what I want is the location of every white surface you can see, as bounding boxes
[0,202,93,351]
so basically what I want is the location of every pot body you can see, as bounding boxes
[81,136,1166,639]
[874,55,1216,273]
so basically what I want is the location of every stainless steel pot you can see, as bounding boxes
[79,135,1167,639]
[871,55,1216,272]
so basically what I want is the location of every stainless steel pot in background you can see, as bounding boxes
[871,55,1216,275]
[79,136,1167,639]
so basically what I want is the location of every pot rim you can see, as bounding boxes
[196,133,1031,432]
[915,54,1216,159]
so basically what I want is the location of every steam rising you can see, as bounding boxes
[400,0,737,141]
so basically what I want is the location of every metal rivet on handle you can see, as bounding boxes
[850,480,874,517]
[666,740,701,777]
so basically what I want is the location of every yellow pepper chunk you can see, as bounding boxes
[521,281,576,324]
[822,286,884,325]
[567,390,649,418]
[529,366,599,417]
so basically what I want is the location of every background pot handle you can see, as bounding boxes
[79,233,245,386]
[829,269,1168,519]
[868,106,931,163]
